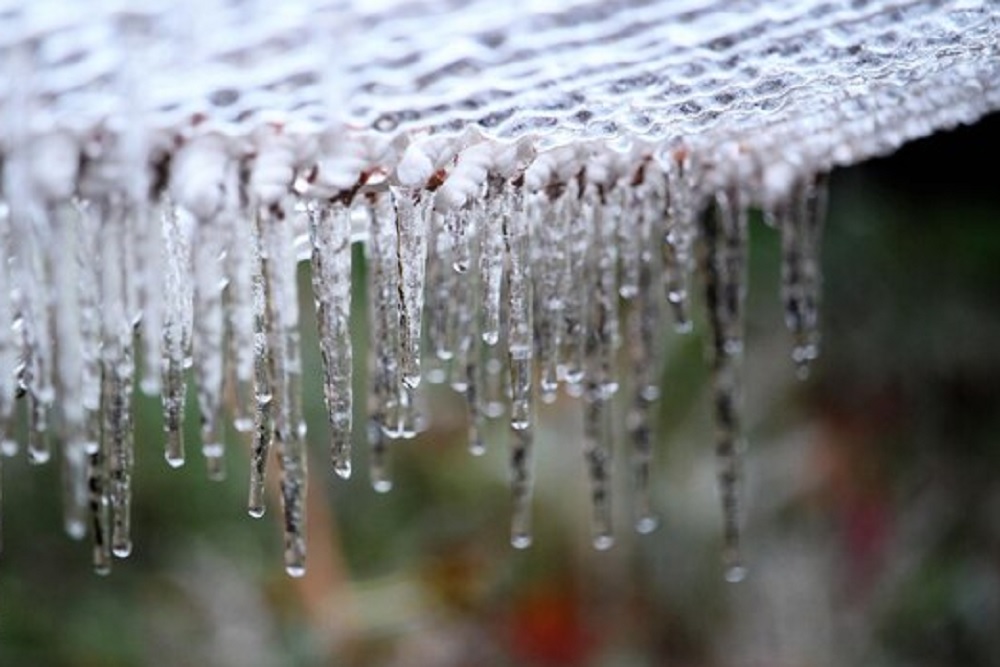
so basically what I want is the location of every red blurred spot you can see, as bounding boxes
[507,586,596,666]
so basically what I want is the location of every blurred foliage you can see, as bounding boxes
[2,114,1000,666]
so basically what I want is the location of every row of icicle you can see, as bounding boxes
[0,130,828,580]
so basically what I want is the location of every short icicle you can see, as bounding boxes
[309,201,354,478]
[662,154,696,333]
[392,190,428,391]
[480,184,505,346]
[88,442,113,575]
[530,186,565,403]
[777,173,829,378]
[509,425,534,549]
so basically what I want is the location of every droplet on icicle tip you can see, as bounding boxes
[164,451,185,469]
[285,564,306,578]
[511,533,532,550]
[593,534,615,551]
[635,515,659,535]
[724,562,748,584]
[334,459,352,480]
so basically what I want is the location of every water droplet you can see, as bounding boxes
[593,534,614,551]
[724,563,748,583]
[511,533,532,549]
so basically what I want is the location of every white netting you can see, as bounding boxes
[3,0,999,191]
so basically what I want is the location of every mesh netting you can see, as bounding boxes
[4,0,999,189]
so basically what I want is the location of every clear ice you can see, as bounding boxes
[0,125,832,580]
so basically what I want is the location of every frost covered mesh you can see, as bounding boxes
[0,0,998,577]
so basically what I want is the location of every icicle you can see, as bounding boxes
[53,197,93,533]
[424,208,452,382]
[701,186,750,581]
[74,201,104,448]
[482,345,507,420]
[247,214,272,518]
[560,179,588,393]
[480,184,505,346]
[192,216,228,480]
[392,190,428,390]
[62,439,89,540]
[453,203,484,452]
[367,192,401,486]
[309,202,354,478]
[51,203,91,533]
[509,424,534,548]
[95,202,137,559]
[447,206,479,397]
[618,166,647,300]
[583,392,614,550]
[15,209,55,466]
[258,202,308,577]
[530,189,562,403]
[505,184,533,431]
[26,388,51,465]
[0,455,3,552]
[0,216,18,455]
[776,174,829,378]
[102,350,135,559]
[662,155,696,333]
[462,361,483,455]
[225,184,257,434]
[368,418,392,493]
[586,184,620,398]
[626,259,662,534]
[369,193,403,443]
[138,196,165,396]
[88,444,112,575]
[160,201,192,468]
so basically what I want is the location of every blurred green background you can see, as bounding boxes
[2,114,999,667]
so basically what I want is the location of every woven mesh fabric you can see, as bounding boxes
[3,0,999,189]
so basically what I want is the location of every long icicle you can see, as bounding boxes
[99,203,136,559]
[367,193,400,491]
[625,173,663,534]
[259,203,308,577]
[192,215,228,481]
[701,186,750,582]
[504,182,535,544]
[247,205,273,518]
[160,200,192,469]
[309,201,354,478]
